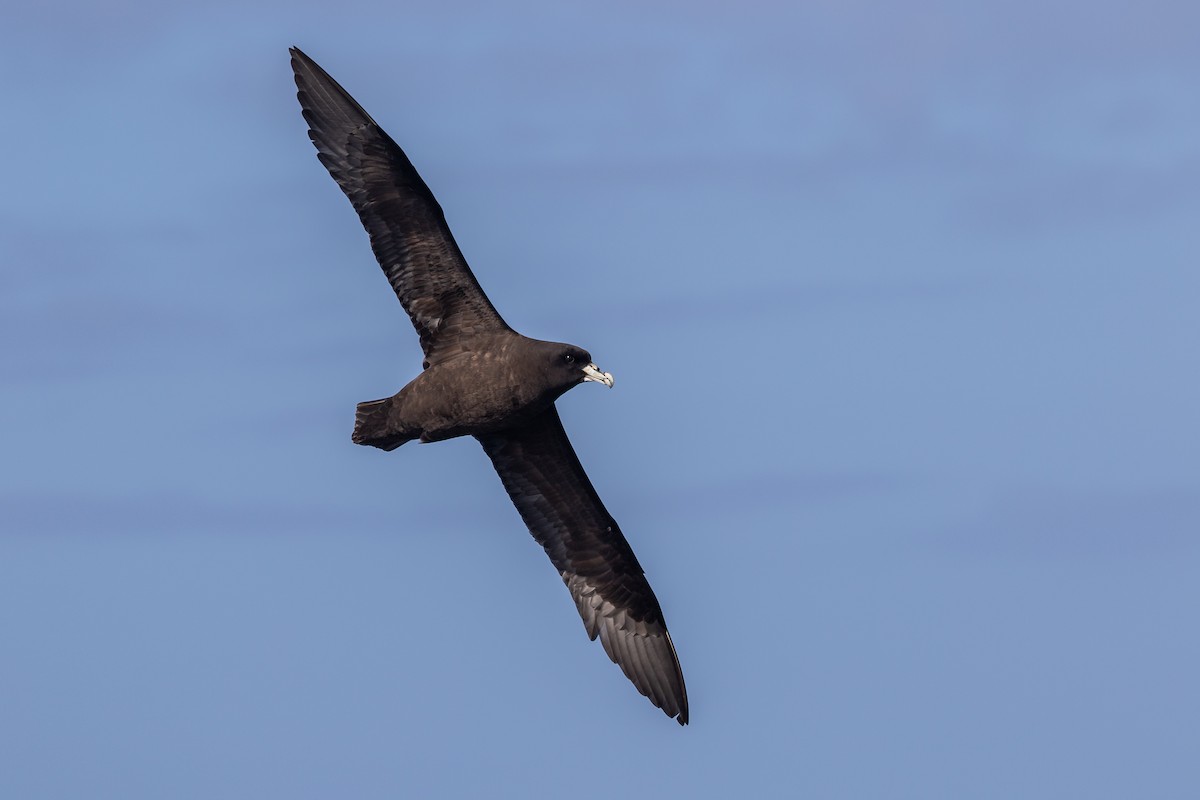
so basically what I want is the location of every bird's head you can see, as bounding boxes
[549,343,614,392]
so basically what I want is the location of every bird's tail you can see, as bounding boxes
[352,397,413,451]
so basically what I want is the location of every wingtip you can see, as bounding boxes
[289,46,314,73]
[664,628,689,726]
[670,694,689,726]
[289,46,306,79]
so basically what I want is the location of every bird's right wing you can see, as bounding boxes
[291,47,510,368]
[476,408,688,724]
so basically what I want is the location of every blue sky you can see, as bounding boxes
[3,1,1199,797]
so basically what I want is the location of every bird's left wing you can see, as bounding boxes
[291,47,510,368]
[476,408,688,724]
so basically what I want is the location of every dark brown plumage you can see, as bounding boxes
[291,47,688,724]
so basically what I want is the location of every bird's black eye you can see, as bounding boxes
[563,353,576,364]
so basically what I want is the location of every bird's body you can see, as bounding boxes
[290,47,688,724]
[353,335,601,448]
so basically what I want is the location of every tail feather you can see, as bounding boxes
[352,397,413,451]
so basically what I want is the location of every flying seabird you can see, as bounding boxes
[290,48,688,724]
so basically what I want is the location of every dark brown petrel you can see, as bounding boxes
[290,48,688,724]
